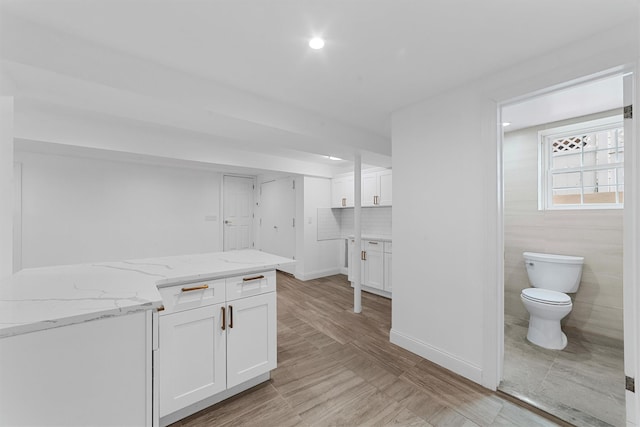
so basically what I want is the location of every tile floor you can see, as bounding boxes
[500,314,626,427]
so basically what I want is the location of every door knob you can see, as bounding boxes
[224,220,231,225]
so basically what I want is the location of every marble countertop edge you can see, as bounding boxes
[0,250,295,338]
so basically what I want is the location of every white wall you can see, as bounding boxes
[15,148,222,268]
[391,21,638,390]
[0,97,13,279]
[298,176,341,281]
[504,111,624,341]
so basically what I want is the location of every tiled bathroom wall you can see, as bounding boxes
[504,111,624,341]
[317,206,392,240]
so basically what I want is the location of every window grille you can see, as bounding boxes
[539,116,624,210]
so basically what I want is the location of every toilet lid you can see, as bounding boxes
[521,288,571,305]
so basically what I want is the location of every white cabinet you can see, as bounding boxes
[0,311,153,426]
[384,242,393,293]
[159,304,226,417]
[332,170,392,208]
[331,175,355,207]
[226,292,277,388]
[363,241,384,290]
[348,238,391,297]
[362,170,392,206]
[158,271,277,421]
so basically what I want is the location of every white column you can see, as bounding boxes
[353,153,362,313]
[0,97,14,280]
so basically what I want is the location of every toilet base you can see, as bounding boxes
[526,316,568,350]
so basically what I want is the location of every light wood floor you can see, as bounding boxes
[171,273,566,427]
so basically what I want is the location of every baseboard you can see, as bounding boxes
[159,373,270,426]
[295,268,342,281]
[389,329,482,384]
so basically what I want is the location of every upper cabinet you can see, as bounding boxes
[331,169,392,208]
[331,175,355,208]
[362,170,392,207]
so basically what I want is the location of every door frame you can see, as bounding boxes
[491,66,638,422]
[221,174,256,252]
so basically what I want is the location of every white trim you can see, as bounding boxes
[294,267,342,282]
[159,372,270,427]
[622,70,638,426]
[390,329,482,384]
[12,162,21,273]
[496,66,638,425]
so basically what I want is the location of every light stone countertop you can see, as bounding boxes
[0,250,295,338]
[346,235,392,242]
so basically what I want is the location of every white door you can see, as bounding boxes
[622,71,637,424]
[260,178,295,274]
[226,292,277,389]
[158,304,226,417]
[223,176,255,251]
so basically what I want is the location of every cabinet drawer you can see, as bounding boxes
[364,240,382,252]
[225,270,275,301]
[159,279,225,315]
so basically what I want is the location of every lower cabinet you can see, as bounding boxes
[158,304,226,417]
[348,238,391,297]
[157,271,277,421]
[227,292,277,388]
[384,244,392,293]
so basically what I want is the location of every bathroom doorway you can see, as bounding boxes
[498,72,633,426]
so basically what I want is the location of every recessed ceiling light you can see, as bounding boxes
[502,122,511,127]
[309,37,325,50]
[326,156,343,161]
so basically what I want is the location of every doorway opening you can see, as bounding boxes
[498,72,630,426]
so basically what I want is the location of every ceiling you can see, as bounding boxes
[1,0,638,175]
[503,75,624,132]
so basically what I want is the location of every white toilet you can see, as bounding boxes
[521,252,584,350]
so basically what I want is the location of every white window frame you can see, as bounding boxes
[538,115,624,211]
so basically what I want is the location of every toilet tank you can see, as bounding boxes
[523,252,584,293]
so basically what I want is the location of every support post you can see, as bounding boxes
[353,153,362,313]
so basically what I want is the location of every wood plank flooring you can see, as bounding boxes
[171,273,565,427]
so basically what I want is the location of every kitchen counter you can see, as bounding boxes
[347,234,392,242]
[0,250,295,338]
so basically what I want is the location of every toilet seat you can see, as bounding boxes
[521,288,571,305]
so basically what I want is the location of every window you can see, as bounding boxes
[539,116,624,210]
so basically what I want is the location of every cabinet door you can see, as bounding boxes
[347,239,354,281]
[226,292,277,389]
[378,170,392,206]
[361,173,378,206]
[364,242,384,290]
[158,304,226,417]
[331,176,355,207]
[384,252,393,293]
